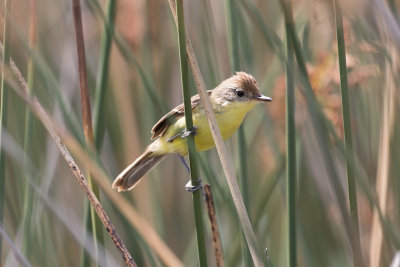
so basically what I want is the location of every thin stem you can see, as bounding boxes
[87,0,118,265]
[226,0,251,265]
[71,0,103,263]
[284,4,297,266]
[0,0,11,263]
[176,0,208,266]
[333,3,361,267]
[93,0,117,150]
[227,0,250,208]
[22,0,37,257]
[226,0,240,72]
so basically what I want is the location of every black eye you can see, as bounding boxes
[235,89,245,97]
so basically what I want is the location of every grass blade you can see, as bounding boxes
[93,0,116,150]
[86,0,117,261]
[333,3,361,266]
[284,2,297,266]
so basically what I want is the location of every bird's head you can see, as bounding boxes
[215,72,272,104]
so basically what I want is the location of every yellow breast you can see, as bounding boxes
[151,101,257,155]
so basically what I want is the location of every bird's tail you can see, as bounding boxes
[112,150,167,192]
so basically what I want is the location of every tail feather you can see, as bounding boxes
[112,150,167,192]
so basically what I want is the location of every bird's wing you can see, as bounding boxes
[151,93,208,140]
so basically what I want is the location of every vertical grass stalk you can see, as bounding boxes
[284,6,297,266]
[93,0,116,150]
[0,0,11,262]
[226,0,240,70]
[86,0,117,261]
[333,3,361,266]
[22,0,37,257]
[226,0,251,265]
[88,0,117,260]
[226,0,249,207]
[71,0,103,264]
[176,0,208,266]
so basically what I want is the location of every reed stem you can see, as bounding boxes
[284,4,297,266]
[176,0,208,266]
[93,0,116,150]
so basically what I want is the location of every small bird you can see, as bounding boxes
[112,72,272,191]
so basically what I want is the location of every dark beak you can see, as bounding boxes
[255,94,272,102]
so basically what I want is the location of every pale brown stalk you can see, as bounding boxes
[369,45,396,267]
[368,4,399,266]
[7,59,136,267]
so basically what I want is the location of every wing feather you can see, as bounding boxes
[150,93,209,140]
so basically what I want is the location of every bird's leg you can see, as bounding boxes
[167,126,198,143]
[178,155,190,173]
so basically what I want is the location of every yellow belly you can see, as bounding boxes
[151,101,257,155]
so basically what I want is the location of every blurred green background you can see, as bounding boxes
[1,0,399,266]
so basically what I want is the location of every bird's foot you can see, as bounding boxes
[167,126,198,143]
[185,179,205,196]
[181,126,198,138]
